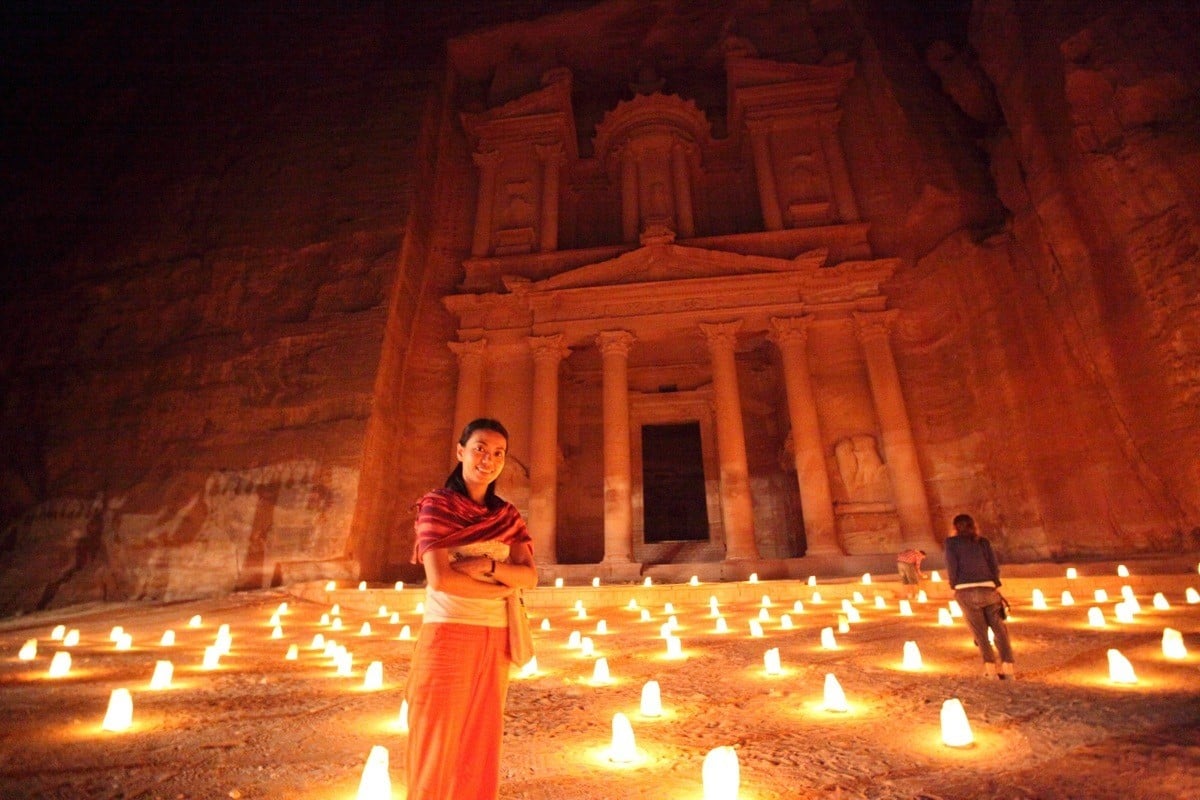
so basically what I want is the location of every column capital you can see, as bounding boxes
[699,320,743,350]
[529,333,571,363]
[472,149,501,169]
[535,141,565,163]
[853,309,900,342]
[768,315,813,347]
[596,330,635,358]
[448,338,487,361]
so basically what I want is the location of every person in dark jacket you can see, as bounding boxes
[944,513,1015,679]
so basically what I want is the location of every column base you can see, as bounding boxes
[803,543,845,558]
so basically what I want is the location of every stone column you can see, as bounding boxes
[699,321,759,560]
[597,331,636,563]
[535,142,563,253]
[470,150,501,257]
[853,311,937,549]
[448,338,487,445]
[746,120,783,231]
[817,112,859,223]
[769,317,841,556]
[620,147,640,243]
[670,142,695,238]
[528,334,570,564]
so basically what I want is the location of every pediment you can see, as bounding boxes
[527,243,828,291]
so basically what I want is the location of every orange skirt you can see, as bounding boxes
[405,622,510,800]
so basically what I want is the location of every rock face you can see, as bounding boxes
[1,0,1198,615]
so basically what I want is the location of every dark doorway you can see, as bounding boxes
[641,422,709,543]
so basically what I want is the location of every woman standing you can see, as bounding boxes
[406,418,537,799]
[945,513,1015,679]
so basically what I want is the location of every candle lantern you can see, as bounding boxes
[640,680,663,717]
[749,573,758,583]
[364,661,384,690]
[1087,607,1106,627]
[1107,649,1138,684]
[285,644,299,661]
[1094,588,1109,603]
[940,698,974,747]
[48,651,71,677]
[1065,567,1077,579]
[902,641,923,670]
[702,746,740,800]
[356,745,391,800]
[665,636,684,659]
[764,647,782,675]
[714,616,729,634]
[63,630,80,647]
[929,571,941,583]
[748,620,764,638]
[937,608,953,626]
[1031,589,1048,610]
[861,572,872,585]
[591,657,612,685]
[609,712,636,763]
[1162,628,1188,659]
[823,673,848,713]
[580,637,595,657]
[820,627,837,650]
[898,599,914,617]
[1117,564,1130,577]
[1152,593,1170,610]
[792,600,805,614]
[51,625,65,640]
[690,575,700,586]
[917,590,929,603]
[592,577,600,588]
[780,614,794,630]
[150,660,174,689]
[1187,588,1200,604]
[102,688,134,732]
[1061,591,1075,607]
[18,639,37,660]
[398,700,409,732]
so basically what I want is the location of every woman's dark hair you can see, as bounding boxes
[445,418,509,507]
[952,513,977,538]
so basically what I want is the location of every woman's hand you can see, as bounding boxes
[451,555,495,581]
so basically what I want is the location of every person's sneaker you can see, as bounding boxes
[999,662,1015,680]
[983,662,997,678]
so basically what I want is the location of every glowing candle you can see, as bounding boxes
[862,572,872,585]
[760,595,772,609]
[48,651,71,677]
[1114,602,1135,624]
[749,573,759,583]
[664,602,675,614]
[714,616,729,633]
[660,622,673,639]
[357,581,367,591]
[852,591,865,604]
[580,637,595,657]
[398,700,409,732]
[269,612,282,627]
[902,640,923,670]
[940,698,974,747]
[540,618,551,631]
[780,614,794,630]
[875,596,886,609]
[643,576,652,587]
[271,625,284,640]
[628,598,639,611]
[640,680,662,717]
[188,615,202,628]
[1187,588,1200,604]
[331,618,344,631]
[359,622,372,636]
[215,632,232,656]
[377,605,388,617]
[567,630,582,649]
[591,657,611,685]
[763,647,782,675]
[1094,588,1108,603]
[109,626,124,642]
[320,613,331,626]
[702,746,739,800]
[364,661,384,690]
[555,577,564,588]
[50,625,65,640]
[63,629,80,647]
[847,607,862,623]
[1107,648,1138,684]
[1152,593,1169,610]
[837,616,850,634]
[640,609,651,622]
[592,577,600,588]
[709,597,720,616]
[285,644,299,661]
[823,673,848,712]
[389,612,400,625]
[311,633,326,650]
[323,641,338,658]
[1117,564,1130,578]
[1088,606,1106,627]
[840,599,854,614]
[667,615,679,631]
[325,580,336,591]
[917,590,929,603]
[820,627,837,649]
[811,591,823,604]
[577,607,588,620]
[807,575,816,586]
[149,660,173,690]
[102,688,133,732]
[1162,628,1188,659]
[608,712,636,763]
[356,745,391,800]
[690,575,700,586]
[1031,589,1048,610]
[519,656,538,677]
[394,581,404,591]
[792,600,805,614]
[758,608,770,622]
[337,651,354,676]
[930,570,941,583]
[898,599,913,617]
[1061,591,1075,606]
[937,608,953,626]
[399,625,412,640]
[948,601,963,618]
[1120,585,1136,602]
[330,604,341,616]
[114,633,132,651]
[665,636,684,659]
[202,646,221,670]
[18,639,37,660]
[748,620,764,638]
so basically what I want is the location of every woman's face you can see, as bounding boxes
[457,428,507,494]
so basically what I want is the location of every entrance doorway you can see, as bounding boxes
[641,422,709,543]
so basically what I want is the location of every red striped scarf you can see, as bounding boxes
[411,487,531,564]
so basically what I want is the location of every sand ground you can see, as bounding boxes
[1,559,1198,800]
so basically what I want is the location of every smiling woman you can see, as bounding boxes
[406,417,538,800]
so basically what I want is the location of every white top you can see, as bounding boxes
[423,540,511,627]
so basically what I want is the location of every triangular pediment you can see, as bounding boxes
[529,243,828,291]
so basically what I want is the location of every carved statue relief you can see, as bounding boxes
[833,434,892,504]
